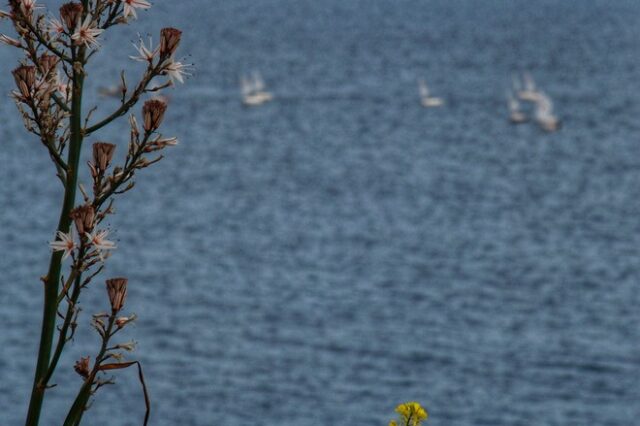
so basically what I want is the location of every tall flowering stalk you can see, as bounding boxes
[0,1,189,424]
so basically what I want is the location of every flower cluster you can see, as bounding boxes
[131,26,191,84]
[389,402,428,426]
[49,204,116,262]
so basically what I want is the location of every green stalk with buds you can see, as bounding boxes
[1,1,189,424]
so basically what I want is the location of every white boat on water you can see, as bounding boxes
[507,92,527,124]
[517,72,539,102]
[241,71,273,106]
[418,78,444,107]
[98,84,124,98]
[533,91,561,132]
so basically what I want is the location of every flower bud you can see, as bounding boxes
[0,34,21,47]
[59,2,83,31]
[115,340,137,352]
[19,0,36,18]
[106,277,128,312]
[92,142,116,172]
[115,314,136,328]
[129,114,139,135]
[159,27,182,59]
[12,65,35,99]
[38,53,59,76]
[142,99,167,132]
[74,356,90,378]
[69,204,95,235]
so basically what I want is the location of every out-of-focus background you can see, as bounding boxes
[2,0,640,424]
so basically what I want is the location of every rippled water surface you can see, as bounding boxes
[1,1,640,425]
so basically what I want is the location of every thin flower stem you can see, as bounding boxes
[63,314,117,426]
[45,140,69,173]
[22,19,72,63]
[31,105,68,174]
[100,4,122,30]
[52,93,72,113]
[23,36,71,113]
[43,273,83,386]
[57,265,81,305]
[25,46,86,426]
[85,66,158,135]
[92,131,152,210]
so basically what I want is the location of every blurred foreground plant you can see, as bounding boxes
[1,1,190,424]
[389,401,428,426]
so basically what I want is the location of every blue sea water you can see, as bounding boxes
[1,0,640,425]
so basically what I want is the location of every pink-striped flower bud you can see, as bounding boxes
[69,204,95,236]
[106,278,128,312]
[23,0,36,17]
[38,53,59,76]
[159,27,182,59]
[12,65,36,99]
[92,142,116,172]
[142,98,167,132]
[0,34,21,47]
[74,356,90,378]
[59,2,83,31]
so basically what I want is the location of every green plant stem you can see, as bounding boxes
[25,47,86,426]
[42,273,83,386]
[85,64,158,135]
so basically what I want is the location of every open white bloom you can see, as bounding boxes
[122,0,151,19]
[71,15,104,49]
[48,16,65,36]
[130,36,157,62]
[163,60,191,84]
[49,230,75,260]
[85,229,116,261]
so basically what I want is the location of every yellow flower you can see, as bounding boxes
[389,421,398,426]
[393,401,428,426]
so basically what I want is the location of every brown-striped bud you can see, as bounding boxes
[12,65,35,98]
[142,99,167,132]
[74,356,90,378]
[106,278,128,312]
[59,2,83,31]
[92,142,116,172]
[159,27,182,59]
[38,53,59,76]
[69,204,95,235]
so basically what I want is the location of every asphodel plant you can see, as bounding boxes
[0,1,189,424]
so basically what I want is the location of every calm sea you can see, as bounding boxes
[1,0,640,425]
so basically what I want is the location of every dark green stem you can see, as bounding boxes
[24,47,86,426]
